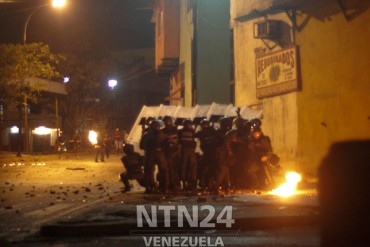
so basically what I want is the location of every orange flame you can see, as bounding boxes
[269,171,302,197]
[88,130,98,145]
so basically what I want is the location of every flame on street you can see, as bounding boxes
[269,171,302,197]
[88,130,98,145]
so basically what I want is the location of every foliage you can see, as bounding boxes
[58,49,118,136]
[0,43,63,107]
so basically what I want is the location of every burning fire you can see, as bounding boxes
[269,171,302,197]
[88,130,98,145]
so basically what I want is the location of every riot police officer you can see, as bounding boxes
[178,119,197,191]
[195,118,217,190]
[247,125,274,189]
[226,117,251,189]
[140,120,169,193]
[162,116,181,192]
[214,116,234,192]
[120,143,145,193]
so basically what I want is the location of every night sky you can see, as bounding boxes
[0,0,155,52]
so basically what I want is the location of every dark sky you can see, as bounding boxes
[0,0,155,52]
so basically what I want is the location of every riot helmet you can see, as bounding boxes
[152,119,165,130]
[200,118,210,129]
[162,116,173,127]
[218,117,231,131]
[249,118,262,129]
[145,116,155,126]
[123,143,134,154]
[183,119,193,129]
[233,117,244,129]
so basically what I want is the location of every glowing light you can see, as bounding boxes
[10,126,19,134]
[88,130,98,145]
[63,77,70,83]
[269,171,302,197]
[52,0,66,8]
[108,79,117,89]
[34,126,52,135]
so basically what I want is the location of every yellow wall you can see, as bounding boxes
[231,0,370,176]
[163,0,180,58]
[233,8,300,173]
[179,0,194,107]
[295,0,370,174]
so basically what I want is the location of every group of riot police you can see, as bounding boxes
[120,114,280,194]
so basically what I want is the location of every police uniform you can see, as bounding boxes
[247,128,273,189]
[163,123,181,191]
[195,123,217,189]
[226,121,251,189]
[140,121,169,193]
[178,121,197,190]
[120,150,145,192]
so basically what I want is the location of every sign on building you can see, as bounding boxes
[255,46,299,98]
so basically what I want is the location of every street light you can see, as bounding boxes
[23,0,67,44]
[108,79,118,89]
[108,79,118,129]
[18,0,66,156]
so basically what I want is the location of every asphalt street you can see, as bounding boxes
[0,151,320,247]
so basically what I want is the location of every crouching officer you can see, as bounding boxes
[120,143,145,193]
[247,125,275,189]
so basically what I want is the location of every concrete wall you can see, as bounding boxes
[153,0,164,70]
[179,0,194,107]
[295,0,370,174]
[195,0,230,105]
[232,3,299,172]
[163,0,180,58]
[153,0,180,71]
[231,0,370,176]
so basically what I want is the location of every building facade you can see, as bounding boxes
[0,78,67,153]
[231,0,370,175]
[153,0,231,107]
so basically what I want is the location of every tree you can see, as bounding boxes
[58,49,116,138]
[0,43,62,107]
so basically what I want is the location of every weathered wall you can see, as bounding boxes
[231,0,370,176]
[232,2,299,172]
[196,0,230,105]
[179,0,194,107]
[163,0,180,58]
[295,0,370,174]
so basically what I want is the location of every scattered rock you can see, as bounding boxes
[85,188,91,192]
[4,206,12,209]
[66,168,86,171]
